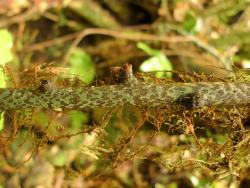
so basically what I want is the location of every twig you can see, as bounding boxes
[0,6,39,28]
[61,28,192,65]
[24,32,81,52]
[24,28,191,52]
[0,1,60,28]
[165,24,233,72]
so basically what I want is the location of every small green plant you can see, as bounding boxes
[68,48,96,85]
[0,29,13,131]
[137,42,173,78]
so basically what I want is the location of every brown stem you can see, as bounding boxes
[0,82,250,110]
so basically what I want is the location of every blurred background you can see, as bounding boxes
[0,0,250,187]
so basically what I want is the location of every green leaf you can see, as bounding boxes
[0,112,4,131]
[0,29,13,131]
[137,42,160,56]
[0,29,13,65]
[49,150,68,167]
[0,66,6,88]
[206,129,227,144]
[137,42,173,78]
[68,110,88,129]
[183,13,197,33]
[68,48,96,84]
[58,12,68,27]
[34,112,49,128]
